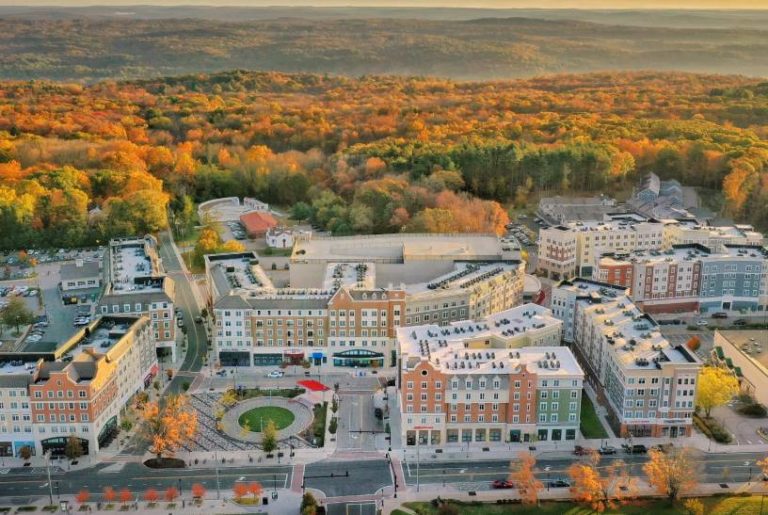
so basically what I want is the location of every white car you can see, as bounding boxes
[696,320,709,326]
[267,370,284,378]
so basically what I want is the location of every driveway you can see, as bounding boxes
[710,403,768,446]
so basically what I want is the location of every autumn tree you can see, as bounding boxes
[191,483,206,499]
[686,335,701,351]
[141,394,198,461]
[119,488,133,506]
[568,451,635,512]
[75,490,90,506]
[697,366,739,418]
[301,492,319,515]
[508,451,543,505]
[247,482,263,501]
[262,419,278,454]
[643,447,698,501]
[683,498,705,515]
[233,482,248,501]
[103,486,116,504]
[18,445,32,461]
[164,486,179,502]
[144,488,159,503]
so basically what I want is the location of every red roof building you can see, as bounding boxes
[239,211,278,238]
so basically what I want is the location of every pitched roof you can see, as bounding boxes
[240,211,278,234]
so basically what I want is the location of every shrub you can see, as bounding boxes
[738,402,768,418]
[328,417,338,435]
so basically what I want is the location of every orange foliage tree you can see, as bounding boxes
[164,486,179,502]
[248,482,263,501]
[75,489,90,506]
[508,451,543,505]
[103,486,116,503]
[686,336,701,351]
[233,482,248,500]
[144,488,159,503]
[141,394,197,460]
[119,488,133,506]
[191,483,206,499]
[568,451,635,512]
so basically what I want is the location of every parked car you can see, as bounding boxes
[194,316,203,323]
[573,445,592,456]
[598,446,617,455]
[733,319,748,327]
[622,444,648,454]
[491,480,514,489]
[712,312,729,319]
[267,370,284,378]
[177,318,184,328]
[696,320,709,327]
[549,479,571,488]
[651,443,674,453]
[374,407,384,420]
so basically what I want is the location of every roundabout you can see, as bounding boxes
[220,397,313,444]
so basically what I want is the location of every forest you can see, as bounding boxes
[0,70,767,250]
[1,15,768,82]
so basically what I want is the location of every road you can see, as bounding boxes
[336,393,380,451]
[303,459,391,497]
[157,231,207,394]
[0,462,292,504]
[403,452,768,491]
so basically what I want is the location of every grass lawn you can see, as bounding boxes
[580,395,609,439]
[403,496,768,515]
[238,406,295,431]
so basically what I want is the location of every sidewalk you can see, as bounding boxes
[0,487,302,514]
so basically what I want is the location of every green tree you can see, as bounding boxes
[291,201,313,221]
[64,435,84,461]
[300,492,319,515]
[262,419,278,454]
[0,296,34,335]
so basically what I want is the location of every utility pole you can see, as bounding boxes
[45,452,53,506]
[214,451,221,500]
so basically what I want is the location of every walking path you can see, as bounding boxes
[220,397,313,443]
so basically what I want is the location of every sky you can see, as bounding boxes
[1,0,766,8]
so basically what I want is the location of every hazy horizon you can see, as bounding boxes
[1,1,767,9]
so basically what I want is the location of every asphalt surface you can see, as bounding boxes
[157,231,207,394]
[336,393,381,451]
[0,463,292,503]
[304,459,391,497]
[403,452,768,490]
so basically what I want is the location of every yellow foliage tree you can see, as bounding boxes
[568,451,635,513]
[696,366,739,418]
[141,394,197,461]
[643,447,697,501]
[508,451,543,505]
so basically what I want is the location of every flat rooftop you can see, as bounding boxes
[292,233,504,263]
[556,278,629,298]
[323,262,376,291]
[558,217,661,233]
[398,303,564,374]
[110,239,163,293]
[717,330,768,370]
[599,244,712,266]
[206,252,274,297]
[406,261,521,295]
[667,220,763,240]
[59,318,133,361]
[579,295,700,370]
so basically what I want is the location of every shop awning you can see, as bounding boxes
[297,379,330,392]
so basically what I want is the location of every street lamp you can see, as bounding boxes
[545,466,551,491]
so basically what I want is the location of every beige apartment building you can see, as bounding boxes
[398,304,582,446]
[564,287,701,438]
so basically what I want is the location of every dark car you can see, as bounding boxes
[712,312,729,319]
[492,480,514,489]
[573,445,592,456]
[549,479,571,488]
[733,319,749,326]
[374,407,384,420]
[623,444,648,454]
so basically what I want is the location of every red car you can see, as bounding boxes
[492,480,514,489]
[573,445,592,456]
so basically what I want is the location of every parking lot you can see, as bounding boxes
[1,250,104,352]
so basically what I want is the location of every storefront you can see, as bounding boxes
[13,441,36,457]
[97,416,118,450]
[332,349,384,368]
[252,353,283,367]
[311,351,326,366]
[41,436,89,457]
[218,351,251,367]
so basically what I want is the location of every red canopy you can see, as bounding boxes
[297,379,330,392]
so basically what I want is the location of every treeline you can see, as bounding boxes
[2,17,768,81]
[0,70,768,250]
